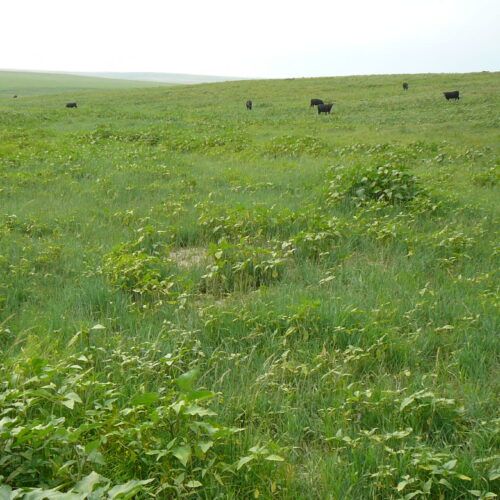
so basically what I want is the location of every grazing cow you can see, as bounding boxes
[13,95,18,98]
[66,102,78,108]
[310,98,324,107]
[403,82,409,91]
[443,91,459,101]
[246,100,252,110]
[318,103,333,114]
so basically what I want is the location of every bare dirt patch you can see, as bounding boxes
[170,247,207,268]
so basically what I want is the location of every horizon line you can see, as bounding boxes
[1,67,498,82]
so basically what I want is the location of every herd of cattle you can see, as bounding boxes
[11,83,461,111]
[246,83,460,114]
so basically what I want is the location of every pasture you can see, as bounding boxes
[0,70,499,498]
[0,70,169,97]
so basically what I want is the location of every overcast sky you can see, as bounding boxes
[1,0,499,78]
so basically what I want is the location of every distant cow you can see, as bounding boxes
[443,91,459,101]
[66,102,78,108]
[403,82,409,91]
[310,98,324,107]
[246,100,252,110]
[318,103,333,114]
[13,95,18,98]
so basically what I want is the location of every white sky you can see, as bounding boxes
[1,0,499,78]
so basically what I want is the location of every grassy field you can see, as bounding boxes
[71,72,243,85]
[0,71,499,498]
[0,71,170,97]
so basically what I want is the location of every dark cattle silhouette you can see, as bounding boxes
[310,98,324,107]
[13,95,18,98]
[66,102,78,108]
[246,100,252,110]
[403,82,409,91]
[443,91,459,101]
[318,103,333,114]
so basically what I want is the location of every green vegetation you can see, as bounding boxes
[0,71,499,498]
[73,72,242,85]
[0,71,169,97]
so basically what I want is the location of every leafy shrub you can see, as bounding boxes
[201,240,289,294]
[197,202,310,243]
[0,341,285,496]
[102,226,189,307]
[328,164,424,204]
[102,244,186,307]
[285,215,344,260]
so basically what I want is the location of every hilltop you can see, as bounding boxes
[0,70,171,97]
[71,71,245,84]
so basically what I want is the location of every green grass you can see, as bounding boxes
[0,70,170,97]
[0,70,499,499]
[72,72,243,84]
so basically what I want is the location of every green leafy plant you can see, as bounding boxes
[328,164,424,204]
[265,135,327,157]
[0,341,285,496]
[103,244,183,305]
[201,240,288,294]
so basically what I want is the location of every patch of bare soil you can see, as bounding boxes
[170,247,207,268]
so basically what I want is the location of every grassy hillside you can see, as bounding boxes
[0,70,170,97]
[72,71,244,84]
[0,72,498,498]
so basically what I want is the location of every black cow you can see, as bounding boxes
[66,102,78,108]
[310,98,324,107]
[403,82,409,91]
[13,95,18,98]
[318,103,333,114]
[443,91,459,101]
[246,100,252,110]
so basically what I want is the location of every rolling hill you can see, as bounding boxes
[71,71,245,84]
[0,70,171,97]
